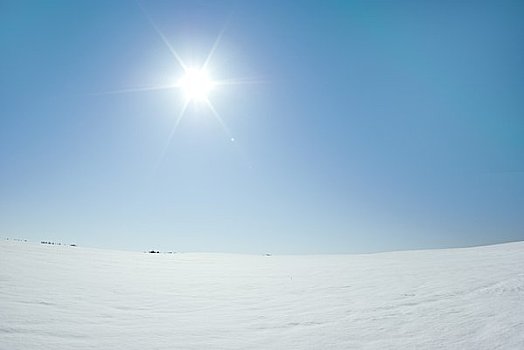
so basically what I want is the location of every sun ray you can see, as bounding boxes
[204,99,234,140]
[204,99,252,169]
[202,18,230,71]
[213,77,268,86]
[89,84,177,96]
[137,1,187,71]
[154,98,190,173]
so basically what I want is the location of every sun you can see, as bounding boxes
[178,68,214,102]
[97,6,252,152]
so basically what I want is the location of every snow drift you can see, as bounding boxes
[1,240,523,349]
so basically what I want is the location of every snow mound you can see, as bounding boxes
[1,240,523,349]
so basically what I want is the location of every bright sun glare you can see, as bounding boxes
[100,6,251,152]
[178,68,214,102]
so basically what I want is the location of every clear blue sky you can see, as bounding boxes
[1,0,523,253]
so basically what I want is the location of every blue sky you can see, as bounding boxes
[1,0,523,253]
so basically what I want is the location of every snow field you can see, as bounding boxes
[1,240,523,349]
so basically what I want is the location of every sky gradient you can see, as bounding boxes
[1,0,523,253]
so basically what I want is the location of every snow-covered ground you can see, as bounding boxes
[1,240,523,349]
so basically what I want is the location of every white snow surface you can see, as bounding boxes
[1,240,523,349]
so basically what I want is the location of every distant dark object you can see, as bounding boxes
[70,244,77,247]
[149,250,160,254]
[265,253,272,256]
[40,241,66,246]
